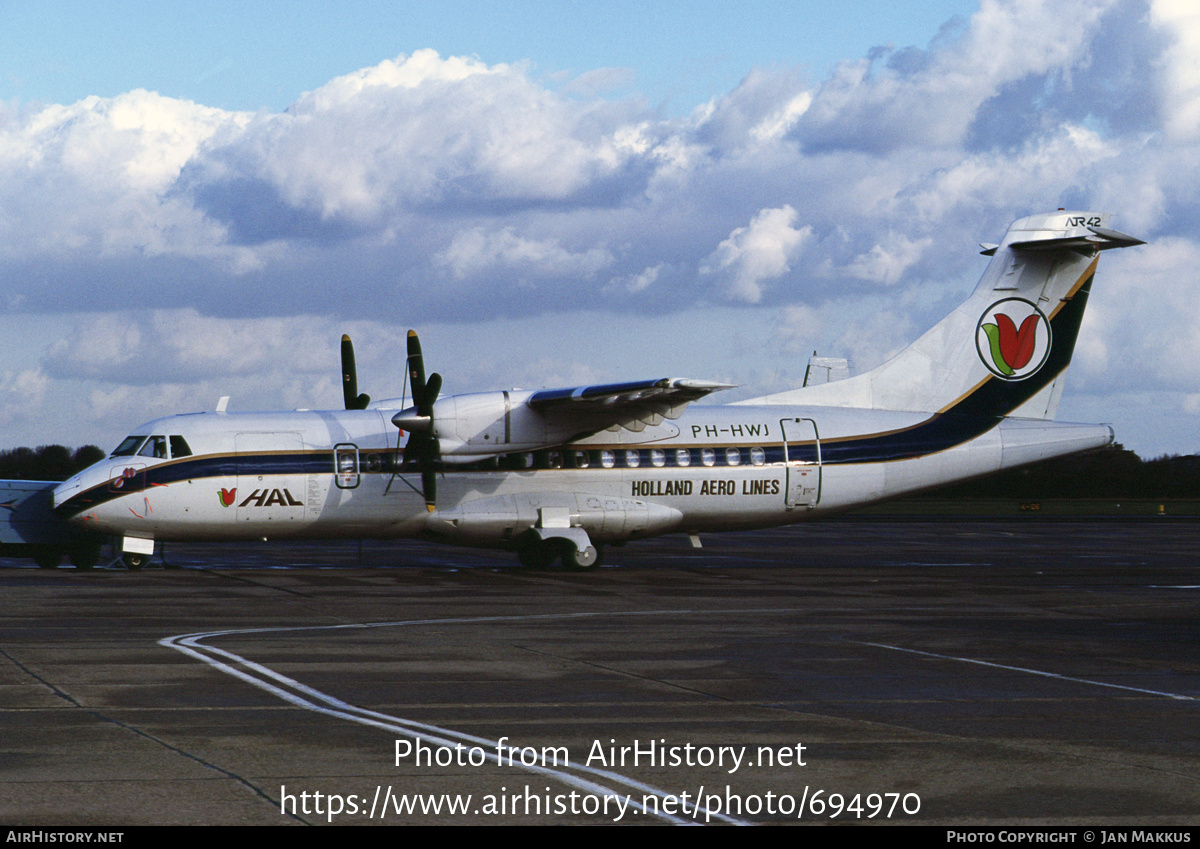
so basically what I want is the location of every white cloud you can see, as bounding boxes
[771,304,824,356]
[1,1,1199,457]
[844,232,933,285]
[606,263,663,294]
[700,206,812,303]
[751,92,813,142]
[797,0,1116,151]
[1152,0,1200,142]
[1078,238,1200,391]
[0,369,48,422]
[436,227,613,283]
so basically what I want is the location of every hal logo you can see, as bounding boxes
[236,488,303,508]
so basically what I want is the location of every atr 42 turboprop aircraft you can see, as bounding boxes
[10,210,1143,569]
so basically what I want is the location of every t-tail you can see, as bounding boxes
[747,211,1143,423]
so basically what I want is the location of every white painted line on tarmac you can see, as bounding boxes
[161,610,764,825]
[857,641,1198,701]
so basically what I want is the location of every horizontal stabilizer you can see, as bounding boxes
[1009,226,1145,253]
[999,419,1114,469]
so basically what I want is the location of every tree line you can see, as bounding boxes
[0,445,107,481]
[923,444,1200,500]
[0,442,1196,499]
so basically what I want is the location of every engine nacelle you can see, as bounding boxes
[396,390,587,459]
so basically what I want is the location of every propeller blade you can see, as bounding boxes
[340,335,370,410]
[406,329,426,405]
[421,467,437,513]
[403,330,440,511]
[421,373,442,417]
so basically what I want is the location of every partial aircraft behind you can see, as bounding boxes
[10,210,1143,569]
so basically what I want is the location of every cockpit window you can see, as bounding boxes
[138,435,168,459]
[112,435,147,457]
[169,435,193,458]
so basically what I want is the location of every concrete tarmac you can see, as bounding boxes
[1,519,1198,826]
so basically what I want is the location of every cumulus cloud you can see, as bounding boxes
[42,310,349,387]
[0,368,48,422]
[2,1,1200,456]
[436,227,613,284]
[700,206,812,303]
[795,0,1115,152]
[1152,0,1200,142]
[845,232,934,285]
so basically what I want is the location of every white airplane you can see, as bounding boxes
[23,210,1143,569]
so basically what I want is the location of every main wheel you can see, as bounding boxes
[122,552,146,571]
[33,548,61,570]
[70,542,101,571]
[561,543,600,571]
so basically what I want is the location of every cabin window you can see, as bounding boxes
[112,435,147,457]
[170,436,193,458]
[571,450,590,469]
[675,448,692,467]
[600,450,615,469]
[750,447,766,466]
[725,447,741,466]
[701,448,716,467]
[138,436,168,459]
[625,450,641,468]
[650,449,666,468]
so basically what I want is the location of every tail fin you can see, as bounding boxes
[746,211,1143,419]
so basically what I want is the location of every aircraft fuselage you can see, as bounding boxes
[52,402,1111,552]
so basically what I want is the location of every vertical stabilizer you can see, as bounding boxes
[744,211,1143,420]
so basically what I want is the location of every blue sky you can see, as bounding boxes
[3,1,977,113]
[1,0,1198,459]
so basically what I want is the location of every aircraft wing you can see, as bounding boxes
[528,378,734,433]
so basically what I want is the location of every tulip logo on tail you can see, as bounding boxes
[976,298,1051,380]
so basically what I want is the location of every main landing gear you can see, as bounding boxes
[30,541,102,570]
[517,537,603,570]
